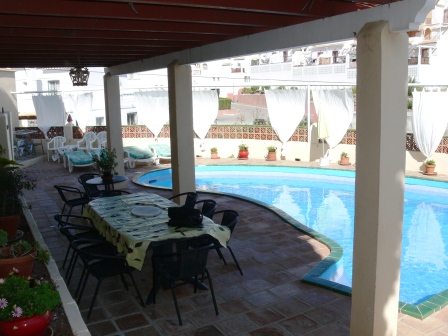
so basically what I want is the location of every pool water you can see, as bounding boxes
[138,165,448,305]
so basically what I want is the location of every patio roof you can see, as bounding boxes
[0,0,400,69]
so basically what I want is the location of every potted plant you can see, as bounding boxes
[210,147,219,159]
[238,144,249,160]
[0,236,50,278]
[0,275,61,336]
[339,152,350,165]
[425,159,436,174]
[0,145,36,240]
[266,146,277,161]
[93,148,118,180]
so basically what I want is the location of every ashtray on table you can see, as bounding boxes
[131,206,163,217]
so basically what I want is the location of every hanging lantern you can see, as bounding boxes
[69,66,90,86]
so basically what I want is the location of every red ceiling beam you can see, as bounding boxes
[0,14,261,36]
[0,1,317,27]
[0,27,221,43]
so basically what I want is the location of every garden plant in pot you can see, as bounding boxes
[210,147,219,159]
[266,146,277,161]
[339,152,350,165]
[93,148,118,181]
[0,145,36,240]
[425,159,436,175]
[0,275,61,336]
[0,229,50,279]
[238,144,249,160]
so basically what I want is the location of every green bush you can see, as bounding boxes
[218,98,231,110]
[277,86,286,90]
[250,86,260,92]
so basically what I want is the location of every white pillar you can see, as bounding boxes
[104,73,125,175]
[167,61,196,199]
[350,21,408,336]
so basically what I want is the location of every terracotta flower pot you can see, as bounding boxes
[0,252,37,278]
[0,311,51,336]
[339,157,350,165]
[0,215,20,241]
[266,152,277,161]
[238,150,249,159]
[211,152,219,159]
[101,172,113,181]
[425,164,436,174]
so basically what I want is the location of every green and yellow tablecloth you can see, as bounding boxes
[84,192,230,270]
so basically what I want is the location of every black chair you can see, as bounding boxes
[54,214,104,283]
[212,210,243,275]
[78,173,104,200]
[168,192,198,208]
[151,238,218,326]
[71,239,145,319]
[54,185,90,216]
[193,199,218,219]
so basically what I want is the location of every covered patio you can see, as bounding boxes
[0,1,440,335]
[20,158,448,335]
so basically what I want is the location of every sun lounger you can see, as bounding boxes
[124,146,159,168]
[64,150,95,173]
[148,143,171,161]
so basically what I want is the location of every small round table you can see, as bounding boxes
[86,175,127,192]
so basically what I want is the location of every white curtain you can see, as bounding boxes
[193,91,218,140]
[66,93,93,132]
[134,91,169,138]
[313,89,354,152]
[412,90,448,160]
[265,89,307,151]
[32,95,66,139]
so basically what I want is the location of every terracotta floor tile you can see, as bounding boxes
[246,307,285,326]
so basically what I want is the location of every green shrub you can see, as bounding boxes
[218,98,231,110]
[250,86,260,93]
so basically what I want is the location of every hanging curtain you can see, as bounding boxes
[265,89,307,153]
[193,91,218,140]
[313,88,354,154]
[66,93,93,132]
[412,90,448,160]
[32,95,66,139]
[134,91,169,138]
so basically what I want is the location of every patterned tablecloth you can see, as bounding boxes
[84,192,230,270]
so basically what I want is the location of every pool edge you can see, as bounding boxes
[133,165,447,320]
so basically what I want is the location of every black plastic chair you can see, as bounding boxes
[54,185,90,215]
[54,214,104,283]
[193,199,218,219]
[151,238,218,326]
[168,192,198,208]
[78,173,104,200]
[212,210,243,275]
[71,239,145,319]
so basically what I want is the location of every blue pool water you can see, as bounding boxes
[138,165,448,305]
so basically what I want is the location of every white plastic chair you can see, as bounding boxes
[90,131,107,150]
[47,136,66,162]
[77,132,97,152]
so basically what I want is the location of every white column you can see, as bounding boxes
[350,21,408,336]
[104,73,125,175]
[167,61,196,199]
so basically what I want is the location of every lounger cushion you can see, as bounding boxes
[66,151,93,165]
[149,144,171,158]
[124,146,154,159]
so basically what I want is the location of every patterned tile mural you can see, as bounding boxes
[15,126,448,154]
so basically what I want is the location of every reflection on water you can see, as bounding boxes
[140,166,448,305]
[405,203,447,270]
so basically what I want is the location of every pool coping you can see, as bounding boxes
[133,164,448,320]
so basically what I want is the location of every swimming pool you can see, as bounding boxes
[138,165,448,306]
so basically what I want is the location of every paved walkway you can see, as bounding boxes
[21,157,448,335]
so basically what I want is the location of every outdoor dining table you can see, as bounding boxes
[83,192,231,271]
[86,175,127,192]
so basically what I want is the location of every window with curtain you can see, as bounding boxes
[48,80,60,92]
